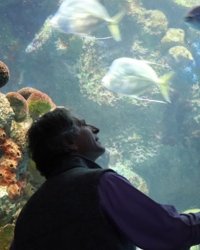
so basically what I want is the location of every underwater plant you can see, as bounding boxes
[173,0,200,8]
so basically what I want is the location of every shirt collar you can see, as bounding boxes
[46,154,102,178]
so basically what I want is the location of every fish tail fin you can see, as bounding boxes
[108,10,125,41]
[158,72,174,103]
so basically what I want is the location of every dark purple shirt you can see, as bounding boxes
[98,171,200,250]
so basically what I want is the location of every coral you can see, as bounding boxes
[0,224,14,250]
[6,92,28,122]
[0,61,9,88]
[108,129,159,165]
[27,91,56,120]
[129,7,168,43]
[0,138,22,161]
[25,16,53,54]
[17,87,42,100]
[10,120,31,150]
[173,0,200,8]
[0,157,19,172]
[55,35,83,58]
[0,88,39,201]
[0,128,6,144]
[0,87,56,201]
[127,0,145,17]
[168,46,194,66]
[0,186,7,199]
[110,162,149,194]
[161,28,185,50]
[187,84,200,131]
[0,126,23,199]
[0,168,17,187]
[78,39,119,106]
[6,181,26,200]
[0,93,14,129]
[0,195,25,226]
[131,40,149,56]
[140,10,168,37]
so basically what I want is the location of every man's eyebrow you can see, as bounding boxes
[80,119,86,125]
[73,118,86,125]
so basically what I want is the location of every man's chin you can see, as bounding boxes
[89,147,106,161]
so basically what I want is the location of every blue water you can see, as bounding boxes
[1,1,200,238]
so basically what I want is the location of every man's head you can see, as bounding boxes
[27,107,105,176]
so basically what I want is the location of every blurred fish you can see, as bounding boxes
[50,0,124,41]
[191,245,200,250]
[102,57,173,103]
[185,6,200,30]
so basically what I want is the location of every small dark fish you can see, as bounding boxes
[185,5,200,30]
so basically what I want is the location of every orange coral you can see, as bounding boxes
[0,168,17,186]
[0,156,19,172]
[0,128,23,199]
[0,88,56,200]
[6,180,26,199]
[0,127,7,144]
[0,138,22,160]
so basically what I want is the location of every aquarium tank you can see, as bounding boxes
[0,0,200,249]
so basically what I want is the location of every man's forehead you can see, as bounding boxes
[73,116,86,124]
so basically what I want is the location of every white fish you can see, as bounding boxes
[102,57,173,103]
[50,0,124,41]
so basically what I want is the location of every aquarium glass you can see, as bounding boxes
[0,0,200,249]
